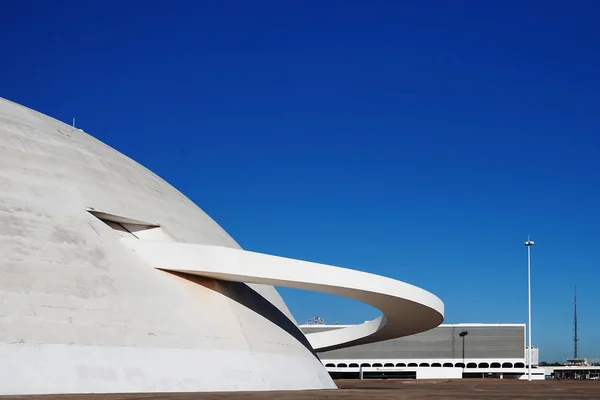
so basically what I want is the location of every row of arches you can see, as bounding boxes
[325,362,526,369]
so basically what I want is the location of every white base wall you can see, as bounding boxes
[518,371,546,381]
[326,363,546,380]
[416,367,463,379]
[0,343,336,395]
[340,366,462,379]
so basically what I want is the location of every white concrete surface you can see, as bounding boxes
[355,366,463,379]
[328,362,537,380]
[526,346,539,366]
[0,97,443,394]
[0,97,332,394]
[518,371,546,380]
[122,239,444,351]
[414,367,462,379]
[0,343,333,393]
[321,358,529,369]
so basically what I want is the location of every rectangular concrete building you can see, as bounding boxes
[301,323,544,380]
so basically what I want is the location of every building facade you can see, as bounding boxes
[301,323,544,380]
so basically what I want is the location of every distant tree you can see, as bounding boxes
[539,361,564,366]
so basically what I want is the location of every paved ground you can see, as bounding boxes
[3,379,600,400]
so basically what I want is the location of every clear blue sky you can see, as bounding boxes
[2,0,599,362]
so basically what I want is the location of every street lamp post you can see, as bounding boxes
[524,239,534,381]
[459,331,468,371]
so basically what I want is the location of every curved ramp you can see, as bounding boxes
[122,238,444,352]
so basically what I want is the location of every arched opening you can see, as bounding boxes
[349,363,359,368]
[396,363,406,367]
[419,363,430,367]
[325,363,335,368]
[478,362,489,368]
[431,363,441,367]
[467,363,477,369]
[384,363,394,367]
[337,363,347,368]
[443,363,453,367]
[361,363,371,368]
[408,363,418,367]
[491,362,501,368]
[514,362,525,368]
[372,363,383,367]
[455,363,465,368]
[502,362,513,368]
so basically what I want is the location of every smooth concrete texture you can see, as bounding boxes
[0,97,443,395]
[0,97,332,394]
[122,240,444,352]
[0,343,332,394]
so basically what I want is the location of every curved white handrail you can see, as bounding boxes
[122,238,444,352]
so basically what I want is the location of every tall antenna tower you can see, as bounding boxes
[573,286,579,359]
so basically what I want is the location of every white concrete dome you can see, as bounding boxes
[0,97,333,393]
[0,97,444,395]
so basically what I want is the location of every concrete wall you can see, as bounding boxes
[329,366,464,380]
[0,98,335,394]
[302,323,537,381]
[303,324,526,360]
[416,367,463,379]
